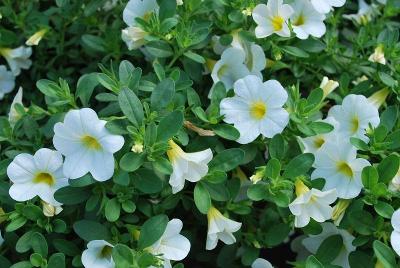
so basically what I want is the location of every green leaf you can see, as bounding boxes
[350,137,369,151]
[308,122,334,134]
[31,232,48,257]
[73,220,111,241]
[156,110,184,142]
[269,134,285,159]
[348,210,375,235]
[183,51,205,64]
[282,46,310,58]
[138,214,169,250]
[76,73,99,106]
[159,0,177,21]
[194,183,211,214]
[265,158,281,179]
[81,34,106,52]
[373,240,397,268]
[150,78,175,110]
[48,253,65,268]
[361,166,379,189]
[377,154,399,183]
[283,153,314,178]
[378,72,397,87]
[380,106,398,132]
[118,88,144,127]
[112,244,135,267]
[212,124,240,140]
[305,256,324,268]
[105,198,121,222]
[247,184,268,201]
[54,186,91,205]
[146,41,174,58]
[374,201,394,219]
[120,152,146,172]
[209,148,245,172]
[265,223,290,247]
[133,169,163,194]
[315,234,343,263]
[53,239,80,256]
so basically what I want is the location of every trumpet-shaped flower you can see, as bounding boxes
[148,219,191,267]
[7,148,68,206]
[8,87,23,127]
[0,65,15,99]
[290,0,326,40]
[252,258,273,268]
[391,209,400,256]
[220,75,289,144]
[252,0,294,38]
[343,0,375,25]
[26,29,48,46]
[299,117,338,154]
[123,0,158,26]
[121,26,148,50]
[368,87,389,109]
[167,140,212,194]
[368,45,386,65]
[289,180,337,227]
[0,46,32,75]
[320,76,339,98]
[206,206,242,250]
[311,138,370,199]
[310,0,346,14]
[327,94,380,142]
[302,223,356,268]
[53,108,124,181]
[81,240,114,268]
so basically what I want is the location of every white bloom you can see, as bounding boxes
[343,0,375,25]
[26,29,48,46]
[0,65,15,99]
[299,117,338,154]
[8,87,23,127]
[302,223,356,268]
[289,180,337,227]
[391,209,400,256]
[311,138,370,199]
[368,45,386,65]
[0,46,32,76]
[53,108,124,181]
[252,258,273,268]
[206,206,242,250]
[82,240,114,268]
[7,148,68,206]
[148,219,191,266]
[252,0,294,38]
[310,0,346,14]
[121,26,148,50]
[389,168,400,192]
[167,140,212,194]
[220,75,289,144]
[368,88,390,109]
[320,76,339,98]
[123,0,158,27]
[328,94,380,142]
[290,0,326,40]
[42,201,63,217]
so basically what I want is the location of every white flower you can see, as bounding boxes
[320,76,339,98]
[42,201,63,217]
[328,94,380,142]
[8,87,23,127]
[302,223,356,268]
[368,45,386,65]
[290,0,326,40]
[211,47,251,91]
[167,140,212,194]
[0,46,32,76]
[7,148,68,206]
[121,26,148,50]
[389,168,400,192]
[368,87,390,109]
[289,180,337,228]
[26,29,48,46]
[343,0,375,25]
[220,75,289,144]
[123,0,158,27]
[252,258,273,268]
[206,206,242,250]
[310,0,346,14]
[299,117,338,154]
[0,65,15,99]
[311,138,370,199]
[53,108,124,181]
[252,0,294,38]
[82,240,114,268]
[148,219,191,266]
[391,209,400,256]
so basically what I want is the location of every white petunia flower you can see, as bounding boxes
[220,75,289,144]
[252,258,273,268]
[310,0,346,14]
[123,0,158,27]
[368,87,390,109]
[368,45,386,65]
[327,94,380,142]
[289,180,337,228]
[343,0,375,25]
[391,209,400,256]
[121,26,148,50]
[53,108,124,181]
[206,206,242,250]
[252,0,294,38]
[290,0,326,40]
[311,138,370,199]
[302,223,356,268]
[0,46,32,76]
[0,65,15,99]
[320,76,339,98]
[82,240,114,268]
[8,87,23,127]
[299,117,338,154]
[167,140,212,194]
[148,219,191,267]
[7,148,68,206]
[26,29,48,46]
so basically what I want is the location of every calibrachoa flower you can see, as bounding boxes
[53,108,124,181]
[252,0,294,38]
[0,46,32,75]
[289,180,337,227]
[299,117,338,154]
[7,148,68,206]
[26,29,48,46]
[121,26,148,50]
[290,0,326,40]
[391,209,400,256]
[302,223,356,268]
[327,94,380,142]
[8,87,23,127]
[167,140,212,194]
[81,240,114,268]
[148,219,191,267]
[343,0,375,25]
[368,45,386,65]
[252,258,273,268]
[311,138,370,199]
[123,0,158,26]
[220,75,289,144]
[0,65,15,99]
[310,0,346,14]
[206,206,242,250]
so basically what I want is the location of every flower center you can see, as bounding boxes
[167,140,184,162]
[295,179,310,197]
[271,16,284,31]
[350,116,359,133]
[99,245,113,259]
[336,161,354,178]
[293,14,305,26]
[313,137,325,148]
[250,101,267,120]
[81,135,102,150]
[33,172,55,186]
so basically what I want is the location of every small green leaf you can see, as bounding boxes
[283,153,314,178]
[150,78,175,110]
[361,166,379,189]
[212,124,240,140]
[73,220,111,241]
[156,110,184,142]
[194,182,211,214]
[105,198,121,222]
[118,88,144,127]
[209,148,245,172]
[373,240,397,268]
[315,234,343,263]
[377,154,399,183]
[138,214,169,250]
[120,152,146,172]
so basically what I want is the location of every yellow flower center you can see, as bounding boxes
[207,206,223,225]
[33,172,55,186]
[336,161,354,178]
[271,16,284,31]
[293,14,305,26]
[81,135,102,150]
[250,101,267,120]
[167,140,184,162]
[217,64,229,78]
[295,179,310,197]
[350,116,359,133]
[99,245,113,259]
[0,48,11,57]
[313,137,325,149]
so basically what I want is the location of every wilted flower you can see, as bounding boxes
[320,76,339,98]
[81,240,114,268]
[131,142,144,153]
[26,29,48,46]
[42,201,63,217]
[368,45,386,65]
